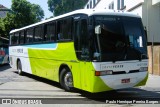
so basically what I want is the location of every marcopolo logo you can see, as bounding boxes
[101,64,124,70]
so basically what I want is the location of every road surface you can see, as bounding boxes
[0,64,160,106]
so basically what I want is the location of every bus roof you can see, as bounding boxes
[10,9,140,34]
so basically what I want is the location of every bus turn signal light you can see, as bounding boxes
[95,70,113,76]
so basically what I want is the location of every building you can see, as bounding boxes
[0,4,10,18]
[84,0,160,45]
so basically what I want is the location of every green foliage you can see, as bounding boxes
[11,0,44,27]
[0,18,5,36]
[47,0,61,13]
[0,0,44,38]
[2,13,16,36]
[48,0,88,16]
[32,4,44,21]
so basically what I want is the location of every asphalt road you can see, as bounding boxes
[0,64,160,106]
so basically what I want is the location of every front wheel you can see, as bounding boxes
[60,68,73,91]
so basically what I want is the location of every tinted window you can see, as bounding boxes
[10,34,14,45]
[74,21,80,58]
[34,26,43,42]
[57,21,63,40]
[20,31,24,44]
[80,19,89,59]
[74,18,89,60]
[14,32,19,45]
[57,18,72,41]
[26,28,33,43]
[63,18,72,40]
[94,16,147,61]
[45,22,55,41]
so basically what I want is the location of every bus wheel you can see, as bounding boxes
[17,61,23,75]
[60,68,73,91]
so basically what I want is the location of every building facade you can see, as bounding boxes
[84,0,160,45]
[0,4,10,18]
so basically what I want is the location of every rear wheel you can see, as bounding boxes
[17,61,23,75]
[60,68,73,91]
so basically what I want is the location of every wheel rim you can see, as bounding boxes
[64,72,73,87]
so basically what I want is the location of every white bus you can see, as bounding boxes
[9,9,148,93]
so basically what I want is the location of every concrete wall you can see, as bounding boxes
[142,0,160,43]
[84,0,101,9]
[130,5,142,17]
[152,0,160,5]
[94,0,112,9]
[124,0,144,10]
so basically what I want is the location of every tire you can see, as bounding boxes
[17,61,23,75]
[60,68,73,91]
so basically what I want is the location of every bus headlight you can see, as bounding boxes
[95,70,113,76]
[139,67,148,72]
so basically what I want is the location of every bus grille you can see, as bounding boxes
[112,70,139,75]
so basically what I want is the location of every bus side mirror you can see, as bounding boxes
[95,25,101,34]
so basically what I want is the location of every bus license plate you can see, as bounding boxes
[121,78,130,83]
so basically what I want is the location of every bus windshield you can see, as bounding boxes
[94,16,147,62]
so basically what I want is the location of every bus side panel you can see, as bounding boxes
[9,46,32,74]
[27,42,113,92]
[9,43,113,92]
[27,42,78,82]
[78,62,113,92]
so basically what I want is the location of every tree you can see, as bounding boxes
[0,0,44,38]
[48,0,61,13]
[11,0,44,27]
[2,13,16,37]
[32,4,44,22]
[48,0,88,16]
[0,18,5,37]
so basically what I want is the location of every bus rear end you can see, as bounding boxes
[0,37,9,65]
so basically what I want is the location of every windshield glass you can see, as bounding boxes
[94,15,147,62]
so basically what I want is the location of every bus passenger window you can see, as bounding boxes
[57,21,63,40]
[26,28,33,43]
[34,26,43,42]
[63,19,72,40]
[14,32,19,45]
[45,22,55,42]
[20,31,24,44]
[80,19,89,59]
[10,34,14,45]
[57,18,72,41]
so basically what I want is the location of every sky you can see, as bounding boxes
[0,0,53,19]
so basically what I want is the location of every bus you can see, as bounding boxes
[0,36,9,65]
[9,9,148,93]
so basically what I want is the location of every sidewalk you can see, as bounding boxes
[141,74,160,92]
